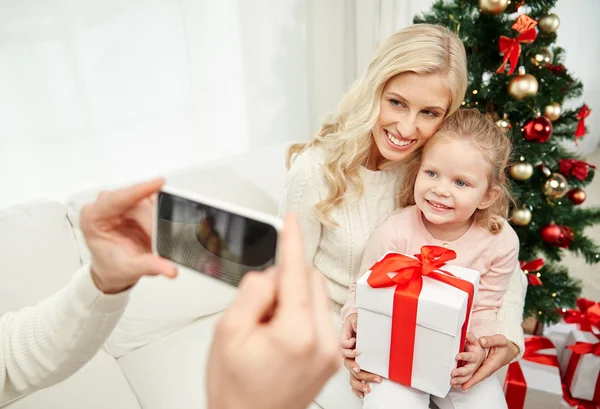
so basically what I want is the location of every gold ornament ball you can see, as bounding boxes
[539,13,560,34]
[543,102,562,122]
[508,73,539,100]
[510,162,534,181]
[511,208,532,226]
[532,48,553,67]
[543,173,569,199]
[478,0,509,14]
[496,117,512,132]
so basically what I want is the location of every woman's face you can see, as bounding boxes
[371,72,450,166]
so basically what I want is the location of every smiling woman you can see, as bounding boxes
[282,22,467,314]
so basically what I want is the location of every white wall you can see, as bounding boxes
[0,0,308,209]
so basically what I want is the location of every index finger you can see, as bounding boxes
[277,212,311,310]
[95,178,165,219]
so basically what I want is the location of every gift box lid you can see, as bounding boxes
[355,252,480,337]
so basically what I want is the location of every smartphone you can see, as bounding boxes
[153,186,282,287]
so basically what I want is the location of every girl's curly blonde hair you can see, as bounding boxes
[397,109,514,234]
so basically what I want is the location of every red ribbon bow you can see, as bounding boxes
[563,383,599,409]
[505,336,560,409]
[568,341,600,357]
[559,159,597,182]
[520,259,544,286]
[496,15,538,75]
[565,335,600,404]
[575,105,592,142]
[367,246,474,386]
[562,298,600,332]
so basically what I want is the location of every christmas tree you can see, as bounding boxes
[415,0,600,325]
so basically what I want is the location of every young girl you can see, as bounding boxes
[340,109,518,409]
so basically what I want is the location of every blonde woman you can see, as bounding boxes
[280,24,526,406]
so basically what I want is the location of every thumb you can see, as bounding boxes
[132,254,178,279]
[341,317,354,341]
[466,332,477,345]
[479,334,508,349]
[221,269,277,337]
[351,314,358,332]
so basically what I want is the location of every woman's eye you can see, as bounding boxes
[426,170,436,177]
[390,99,406,107]
[422,110,438,117]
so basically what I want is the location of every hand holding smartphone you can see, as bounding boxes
[153,186,282,287]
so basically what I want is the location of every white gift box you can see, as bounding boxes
[355,252,479,398]
[501,336,562,409]
[559,400,573,409]
[561,330,600,403]
[544,321,581,360]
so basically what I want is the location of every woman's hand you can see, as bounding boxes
[339,313,381,398]
[461,334,519,391]
[451,333,486,388]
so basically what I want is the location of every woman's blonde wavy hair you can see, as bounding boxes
[397,109,514,234]
[286,24,468,228]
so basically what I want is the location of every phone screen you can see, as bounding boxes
[155,191,278,287]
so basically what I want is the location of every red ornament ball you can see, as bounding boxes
[523,116,553,143]
[540,224,574,248]
[567,188,586,205]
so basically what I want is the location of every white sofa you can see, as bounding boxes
[0,142,339,409]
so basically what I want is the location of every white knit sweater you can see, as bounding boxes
[280,146,526,359]
[0,265,129,406]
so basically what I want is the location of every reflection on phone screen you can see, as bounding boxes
[156,192,278,287]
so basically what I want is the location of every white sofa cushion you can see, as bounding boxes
[117,313,323,409]
[103,266,237,358]
[5,351,141,409]
[0,200,82,313]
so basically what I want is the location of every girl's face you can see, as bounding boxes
[414,137,499,235]
[370,72,450,167]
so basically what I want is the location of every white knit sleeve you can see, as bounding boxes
[279,150,323,267]
[0,265,129,406]
[496,264,527,362]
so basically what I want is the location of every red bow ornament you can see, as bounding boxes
[564,332,600,404]
[562,298,600,332]
[575,105,592,143]
[497,15,538,75]
[559,159,597,182]
[357,246,477,397]
[504,336,561,409]
[520,259,544,286]
[547,63,566,74]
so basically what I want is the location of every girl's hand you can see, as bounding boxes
[451,333,486,389]
[339,313,381,398]
[340,313,359,359]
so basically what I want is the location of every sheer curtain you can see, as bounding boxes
[0,0,308,209]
